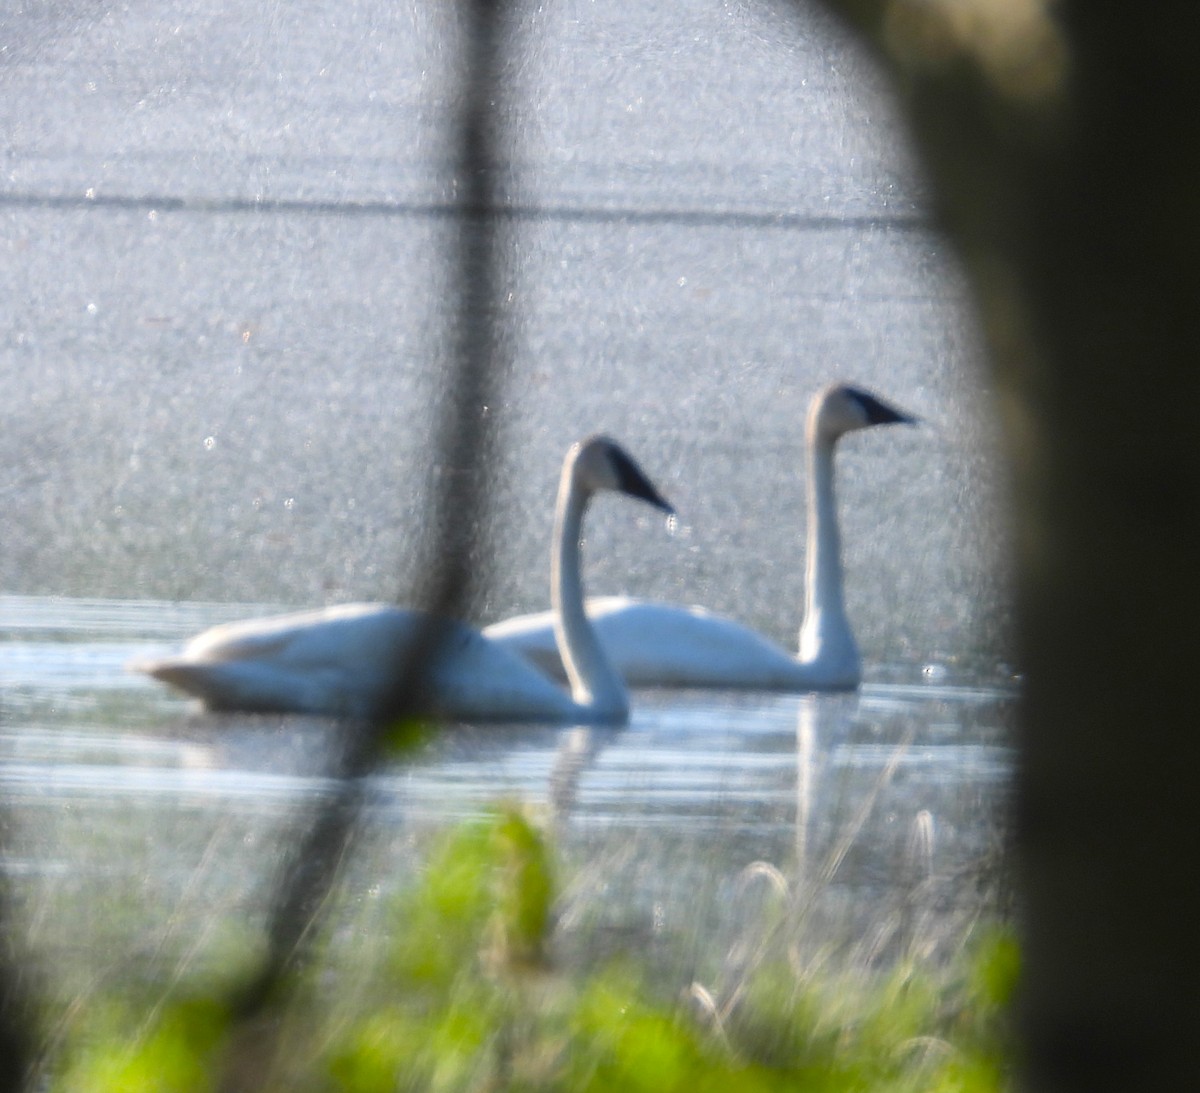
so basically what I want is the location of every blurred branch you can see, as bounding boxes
[216,1,510,1086]
[0,872,36,1092]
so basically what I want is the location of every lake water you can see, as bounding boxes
[0,0,1014,1002]
[0,593,1015,997]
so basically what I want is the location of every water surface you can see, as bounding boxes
[1,594,1014,995]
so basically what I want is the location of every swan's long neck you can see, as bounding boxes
[799,432,858,671]
[551,468,628,721]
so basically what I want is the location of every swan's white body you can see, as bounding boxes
[485,384,915,692]
[132,437,673,723]
[136,603,586,721]
[483,595,850,690]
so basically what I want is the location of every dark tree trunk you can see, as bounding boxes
[810,3,1200,1089]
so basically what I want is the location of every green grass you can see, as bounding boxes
[48,805,1016,1092]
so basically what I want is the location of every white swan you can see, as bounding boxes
[131,436,674,722]
[484,384,916,691]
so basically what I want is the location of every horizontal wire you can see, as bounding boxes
[0,188,930,231]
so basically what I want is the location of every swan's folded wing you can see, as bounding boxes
[482,595,642,682]
[184,625,297,663]
[128,604,422,715]
[481,608,562,677]
[486,596,815,690]
[427,628,580,722]
[180,603,413,665]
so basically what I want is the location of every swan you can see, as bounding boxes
[131,436,674,722]
[484,384,916,691]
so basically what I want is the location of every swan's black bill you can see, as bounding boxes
[847,387,918,427]
[611,446,675,515]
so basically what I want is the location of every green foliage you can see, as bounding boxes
[381,716,435,758]
[60,996,231,1093]
[384,803,552,991]
[325,807,1015,1093]
[973,926,1020,1010]
[47,807,1017,1092]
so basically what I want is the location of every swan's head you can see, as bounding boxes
[569,435,675,515]
[809,384,917,444]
